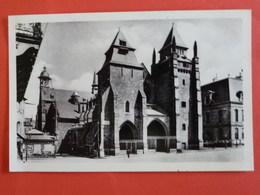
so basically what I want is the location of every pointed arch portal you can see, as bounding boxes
[119,121,138,151]
[119,123,135,140]
[147,119,168,152]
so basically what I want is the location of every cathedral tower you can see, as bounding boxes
[151,24,203,149]
[97,29,147,155]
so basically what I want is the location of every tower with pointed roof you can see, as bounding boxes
[151,24,203,149]
[97,29,148,156]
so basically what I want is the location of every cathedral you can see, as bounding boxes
[36,24,203,157]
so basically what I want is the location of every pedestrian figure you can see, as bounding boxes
[127,148,130,158]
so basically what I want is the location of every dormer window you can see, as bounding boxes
[236,91,243,101]
[204,90,215,104]
[119,40,126,46]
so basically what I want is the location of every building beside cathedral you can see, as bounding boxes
[36,24,203,156]
[201,75,244,147]
[36,67,93,152]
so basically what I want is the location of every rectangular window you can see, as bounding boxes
[235,109,239,122]
[235,128,239,139]
[131,69,133,78]
[181,101,186,108]
[182,79,185,85]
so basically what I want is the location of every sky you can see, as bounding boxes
[23,18,244,119]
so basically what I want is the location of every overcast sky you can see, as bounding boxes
[24,18,243,118]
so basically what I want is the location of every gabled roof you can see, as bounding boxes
[160,24,188,52]
[54,89,92,119]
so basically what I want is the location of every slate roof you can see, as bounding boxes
[102,29,142,69]
[54,89,93,119]
[146,104,167,116]
[159,24,188,52]
[108,29,134,49]
[201,77,243,103]
[146,108,166,116]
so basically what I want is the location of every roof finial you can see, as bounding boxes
[152,48,156,65]
[193,41,198,57]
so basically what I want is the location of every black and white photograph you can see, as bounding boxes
[9,10,253,172]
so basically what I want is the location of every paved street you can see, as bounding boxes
[23,146,244,163]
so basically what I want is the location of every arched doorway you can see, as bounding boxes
[148,119,167,152]
[119,121,137,152]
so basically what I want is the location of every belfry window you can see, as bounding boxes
[125,101,130,113]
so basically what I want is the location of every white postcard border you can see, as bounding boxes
[9,10,253,172]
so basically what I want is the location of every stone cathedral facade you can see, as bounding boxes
[92,24,203,156]
[36,24,203,156]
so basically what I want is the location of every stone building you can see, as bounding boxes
[201,75,244,147]
[84,25,203,156]
[36,24,203,156]
[36,68,92,152]
[15,23,57,160]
